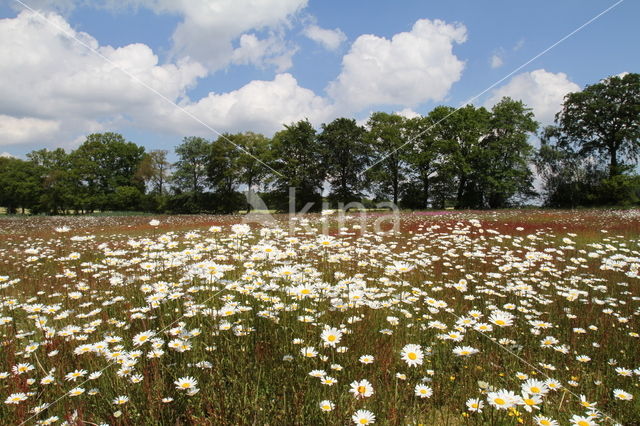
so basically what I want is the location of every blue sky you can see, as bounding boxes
[0,0,637,159]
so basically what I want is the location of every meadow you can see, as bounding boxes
[0,209,638,425]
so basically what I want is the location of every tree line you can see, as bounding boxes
[1,73,638,215]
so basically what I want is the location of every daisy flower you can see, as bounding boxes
[320,327,342,347]
[414,384,433,398]
[570,415,596,426]
[300,346,318,358]
[174,376,198,391]
[487,390,518,410]
[350,379,374,399]
[4,393,28,404]
[352,409,376,425]
[113,396,129,405]
[133,330,155,346]
[466,398,484,412]
[452,346,479,356]
[400,344,423,367]
[319,400,334,412]
[612,389,633,400]
[68,387,85,397]
[534,415,559,426]
[359,355,374,364]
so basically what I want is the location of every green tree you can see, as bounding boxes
[318,118,369,206]
[27,148,77,214]
[71,133,145,211]
[481,97,538,208]
[0,157,41,214]
[366,112,406,205]
[136,149,170,195]
[270,120,324,212]
[172,136,211,210]
[555,73,640,178]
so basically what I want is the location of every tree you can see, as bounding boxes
[234,132,271,211]
[0,157,41,214]
[318,118,369,206]
[136,150,170,195]
[481,97,538,208]
[366,112,406,205]
[172,136,211,209]
[27,148,76,214]
[270,120,324,212]
[555,73,640,178]
[402,115,444,209]
[71,133,145,211]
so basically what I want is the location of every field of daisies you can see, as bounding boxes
[0,209,639,425]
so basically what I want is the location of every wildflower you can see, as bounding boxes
[522,379,548,396]
[319,400,334,412]
[350,379,374,399]
[65,369,87,381]
[466,398,484,412]
[5,393,28,404]
[613,389,633,400]
[569,415,596,426]
[113,396,129,405]
[320,327,342,347]
[519,393,542,412]
[321,376,337,386]
[359,354,374,364]
[68,387,85,397]
[300,346,318,358]
[352,409,376,425]
[174,376,198,391]
[414,384,433,398]
[133,330,155,346]
[487,390,518,409]
[400,344,423,367]
[534,415,559,426]
[453,346,479,356]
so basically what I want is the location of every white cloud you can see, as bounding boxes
[0,11,205,146]
[490,53,504,68]
[327,19,467,112]
[0,11,334,147]
[175,73,333,136]
[231,33,297,72]
[0,115,60,146]
[139,0,308,70]
[13,0,309,72]
[1,152,17,158]
[394,108,420,119]
[303,24,346,51]
[485,69,580,124]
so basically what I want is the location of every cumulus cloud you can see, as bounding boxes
[0,11,337,147]
[137,0,308,70]
[174,73,333,136]
[231,33,297,72]
[12,0,308,72]
[327,19,467,112]
[0,10,207,146]
[0,115,60,146]
[485,69,580,124]
[303,24,346,51]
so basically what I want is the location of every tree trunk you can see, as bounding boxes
[610,144,619,178]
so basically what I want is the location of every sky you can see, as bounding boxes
[0,0,638,159]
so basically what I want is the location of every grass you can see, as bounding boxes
[0,209,638,425]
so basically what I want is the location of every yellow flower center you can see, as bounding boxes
[540,421,551,426]
[495,320,506,325]
[531,386,540,393]
[358,386,366,394]
[359,420,368,425]
[328,335,336,342]
[408,353,417,360]
[577,422,589,426]
[301,289,310,295]
[495,398,505,405]
[524,398,535,406]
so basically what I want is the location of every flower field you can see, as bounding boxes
[0,210,639,425]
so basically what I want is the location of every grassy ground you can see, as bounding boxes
[0,209,638,425]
